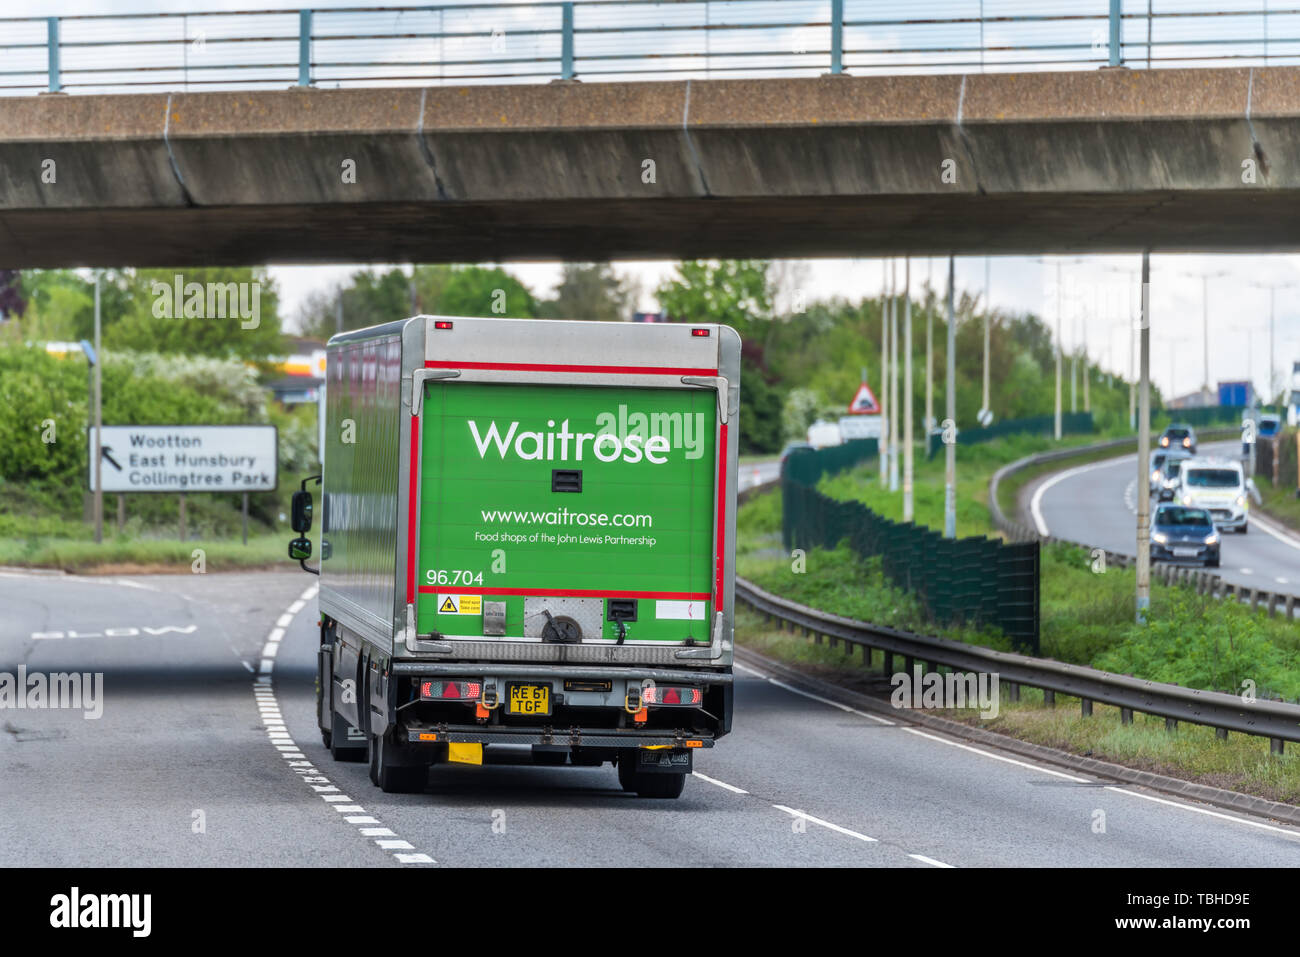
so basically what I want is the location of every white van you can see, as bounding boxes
[1178,457,1250,533]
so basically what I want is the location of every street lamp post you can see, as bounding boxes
[944,256,957,539]
[1137,251,1152,623]
[93,274,103,545]
[890,258,900,493]
[1055,261,1063,440]
[880,260,890,486]
[903,259,914,522]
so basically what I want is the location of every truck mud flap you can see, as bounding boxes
[635,748,692,775]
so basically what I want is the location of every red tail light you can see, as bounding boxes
[642,685,702,707]
[421,679,483,701]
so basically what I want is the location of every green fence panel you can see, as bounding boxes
[778,440,1040,652]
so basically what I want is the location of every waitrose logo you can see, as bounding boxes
[469,407,707,464]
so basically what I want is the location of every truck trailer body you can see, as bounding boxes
[296,315,740,798]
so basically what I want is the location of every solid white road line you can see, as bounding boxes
[902,727,1091,782]
[692,771,749,794]
[256,583,436,865]
[909,853,955,868]
[1030,456,1127,536]
[1102,786,1300,840]
[1249,509,1300,551]
[772,805,878,843]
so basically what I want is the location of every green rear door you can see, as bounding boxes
[416,381,718,643]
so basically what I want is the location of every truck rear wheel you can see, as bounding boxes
[532,747,568,766]
[370,732,426,794]
[329,711,367,763]
[617,751,638,791]
[635,772,687,799]
[616,751,688,798]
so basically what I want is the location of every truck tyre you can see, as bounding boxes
[532,747,567,766]
[372,732,426,794]
[635,771,687,800]
[617,750,639,791]
[330,710,367,763]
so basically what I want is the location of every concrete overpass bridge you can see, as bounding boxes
[4,66,1300,267]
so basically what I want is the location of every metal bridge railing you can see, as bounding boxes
[4,3,1300,97]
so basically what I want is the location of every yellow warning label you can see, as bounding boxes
[436,594,481,615]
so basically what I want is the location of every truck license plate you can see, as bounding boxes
[507,683,551,716]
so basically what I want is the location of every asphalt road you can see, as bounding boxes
[2,566,1298,867]
[1030,440,1300,596]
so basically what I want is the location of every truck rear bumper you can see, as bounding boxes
[390,661,732,684]
[404,724,715,749]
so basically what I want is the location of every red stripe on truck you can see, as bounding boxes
[425,360,717,376]
[419,587,709,600]
[407,413,420,605]
[715,421,728,610]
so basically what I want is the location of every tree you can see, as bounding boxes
[438,266,538,318]
[105,267,285,361]
[657,260,784,453]
[539,263,635,321]
[0,270,26,322]
[656,260,772,341]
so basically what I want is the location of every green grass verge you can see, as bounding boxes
[0,531,309,574]
[1253,474,1300,532]
[741,481,1300,700]
[737,607,1300,805]
[818,431,1123,540]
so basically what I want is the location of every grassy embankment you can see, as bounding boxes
[736,435,1300,803]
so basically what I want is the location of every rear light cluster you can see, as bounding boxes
[420,679,482,701]
[642,685,702,706]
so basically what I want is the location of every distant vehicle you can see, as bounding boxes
[1179,456,1250,533]
[1151,504,1220,568]
[1158,423,1197,454]
[1148,450,1170,495]
[1157,452,1192,502]
[1258,413,1282,438]
[1218,380,1254,408]
[806,420,843,449]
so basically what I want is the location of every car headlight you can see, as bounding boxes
[1236,495,1246,507]
[1182,495,1193,505]
[1205,532,1220,546]
[1152,470,1160,482]
[1152,531,1168,544]
[1160,437,1169,447]
[1183,438,1191,447]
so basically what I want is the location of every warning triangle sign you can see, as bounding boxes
[439,596,457,613]
[847,382,880,415]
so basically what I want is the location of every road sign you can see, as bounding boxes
[847,381,880,415]
[839,415,881,440]
[88,425,278,493]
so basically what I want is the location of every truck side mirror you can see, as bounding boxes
[291,490,313,533]
[288,537,312,561]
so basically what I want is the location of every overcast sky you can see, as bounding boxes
[9,1,1300,399]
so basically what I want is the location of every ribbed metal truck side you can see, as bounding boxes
[292,315,739,798]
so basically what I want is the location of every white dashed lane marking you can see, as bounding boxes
[255,583,436,866]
